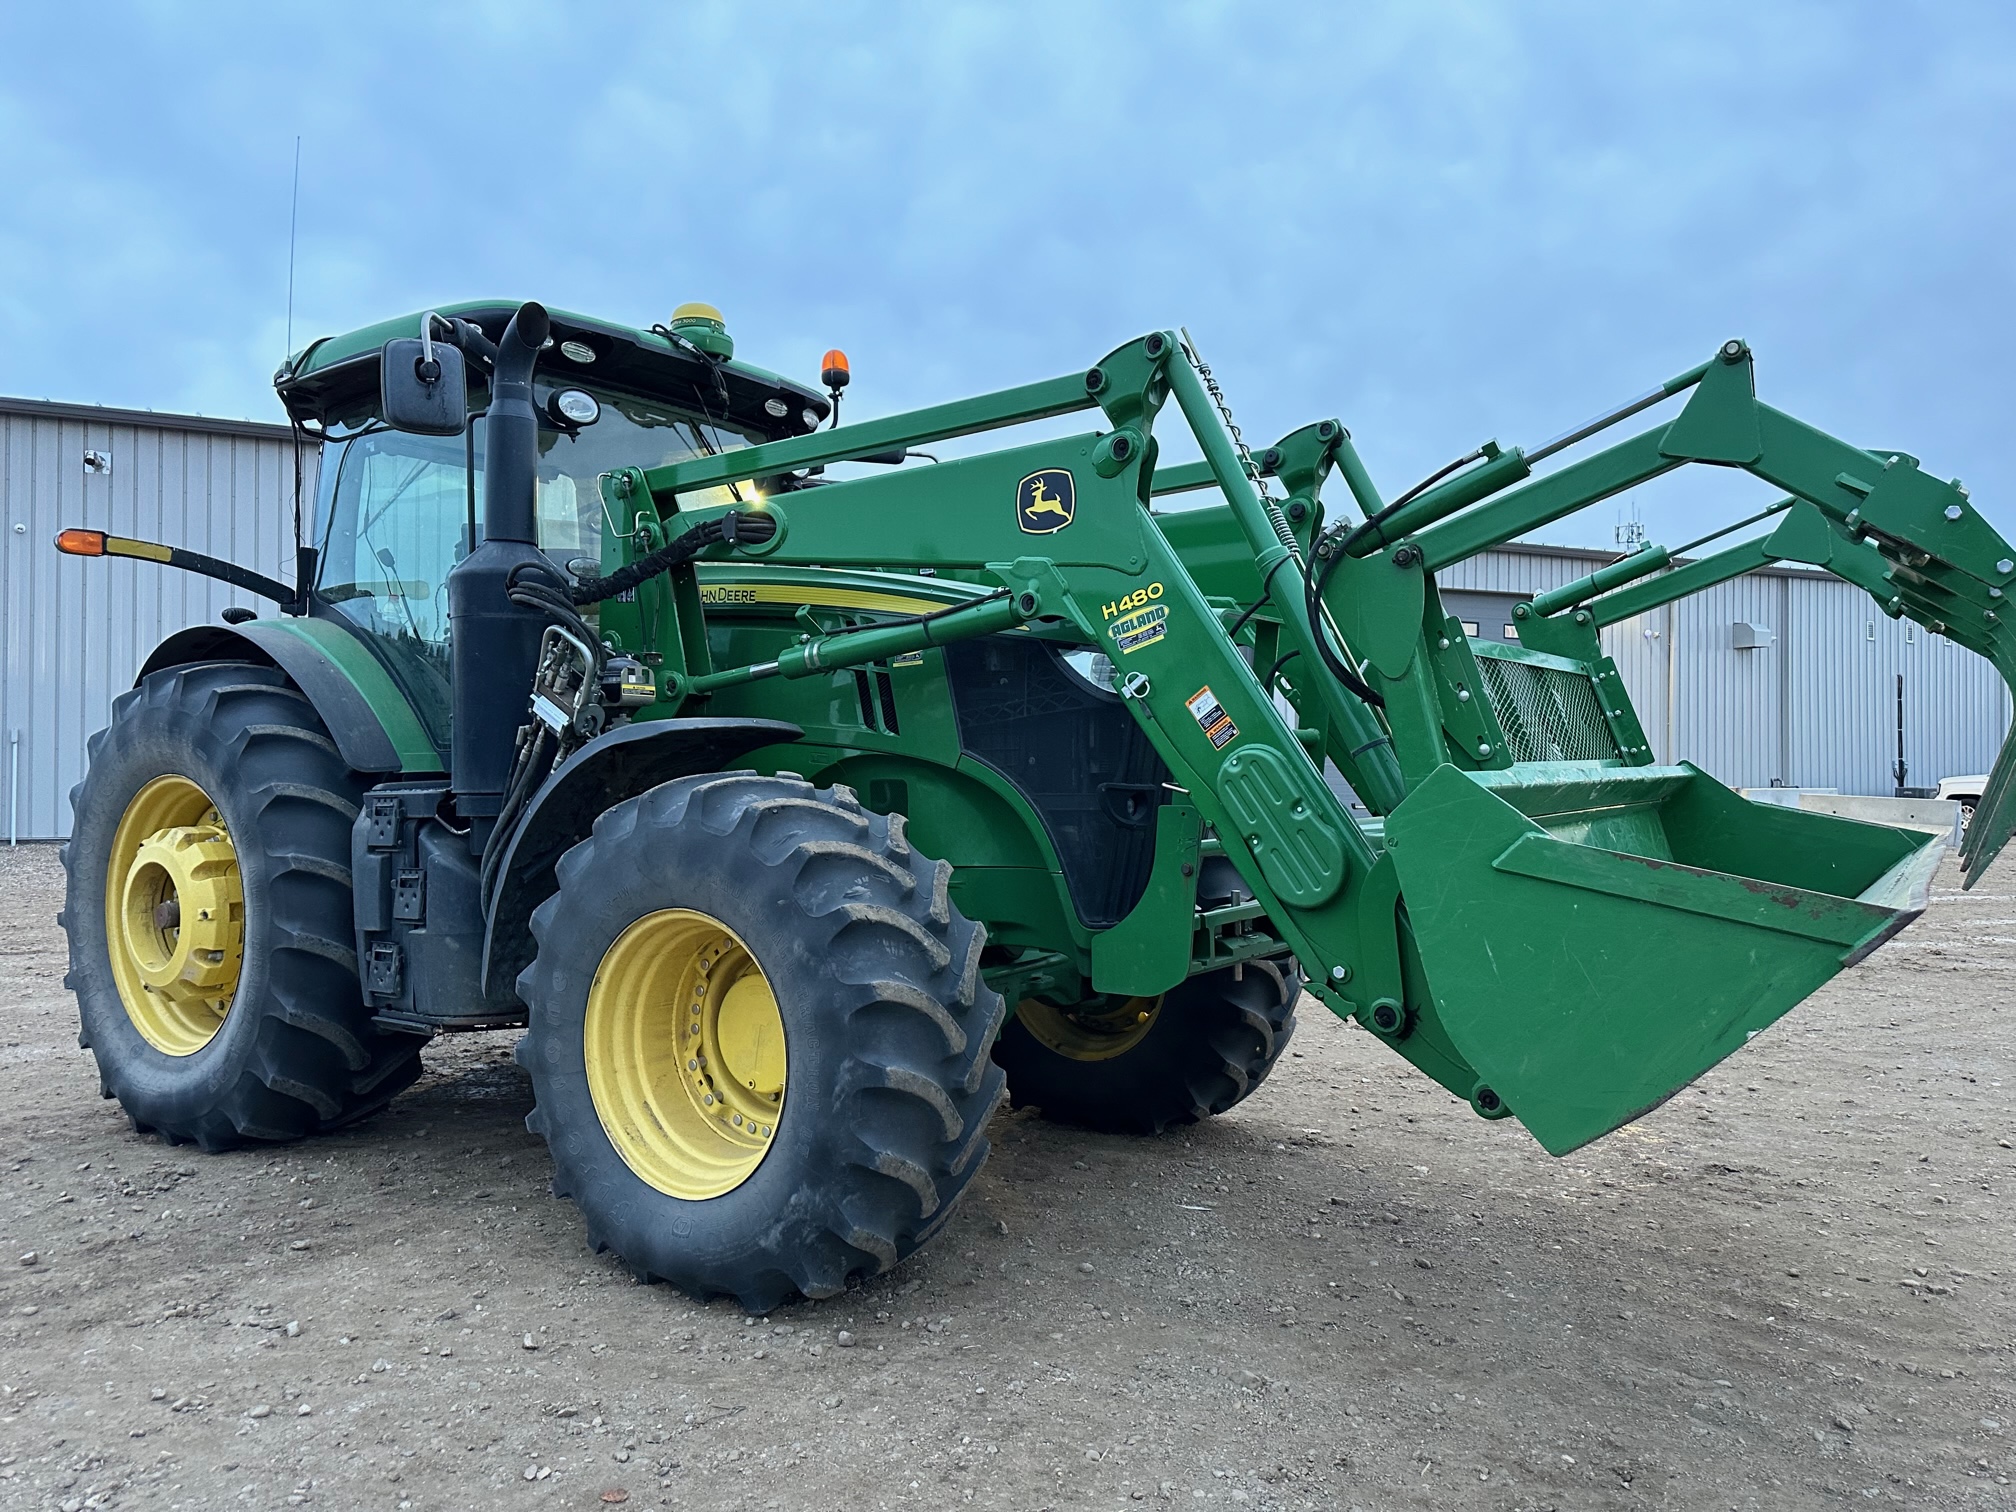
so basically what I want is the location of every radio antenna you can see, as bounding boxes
[284,136,301,359]
[286,136,305,568]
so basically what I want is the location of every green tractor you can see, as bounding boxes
[57,300,2016,1310]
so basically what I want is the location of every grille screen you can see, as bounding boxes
[1475,655,1621,763]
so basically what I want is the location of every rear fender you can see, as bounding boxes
[137,620,440,775]
[481,717,803,999]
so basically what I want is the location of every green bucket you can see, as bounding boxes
[1383,761,1945,1154]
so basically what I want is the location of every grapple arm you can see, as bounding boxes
[1525,489,2016,883]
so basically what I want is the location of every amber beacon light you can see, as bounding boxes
[55,528,107,556]
[820,349,850,426]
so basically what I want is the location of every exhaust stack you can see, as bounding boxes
[448,302,554,832]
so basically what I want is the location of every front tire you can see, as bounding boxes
[61,662,424,1150]
[515,772,1006,1311]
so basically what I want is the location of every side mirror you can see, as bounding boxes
[380,323,467,436]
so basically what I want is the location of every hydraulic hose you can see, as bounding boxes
[478,720,554,906]
[478,557,598,905]
[1302,544,1387,710]
[477,510,775,904]
[568,510,776,605]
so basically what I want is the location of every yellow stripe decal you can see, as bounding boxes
[697,582,956,616]
[105,536,172,562]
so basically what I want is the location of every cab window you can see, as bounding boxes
[311,389,762,754]
[314,428,472,752]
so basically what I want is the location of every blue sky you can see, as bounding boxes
[2,2,2013,549]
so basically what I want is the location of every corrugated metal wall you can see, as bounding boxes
[1444,544,2012,791]
[0,399,314,840]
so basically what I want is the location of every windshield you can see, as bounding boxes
[528,386,763,562]
[312,385,763,755]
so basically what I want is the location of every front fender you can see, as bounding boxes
[138,618,441,775]
[481,717,803,999]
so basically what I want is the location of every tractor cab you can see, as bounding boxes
[275,302,829,756]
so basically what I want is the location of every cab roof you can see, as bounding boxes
[273,300,831,437]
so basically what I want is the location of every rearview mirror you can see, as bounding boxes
[380,327,467,436]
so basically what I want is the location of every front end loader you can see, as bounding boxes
[54,300,2016,1307]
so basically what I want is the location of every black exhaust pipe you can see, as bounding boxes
[480,302,549,542]
[448,302,554,835]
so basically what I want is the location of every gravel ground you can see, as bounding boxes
[2,840,2014,1512]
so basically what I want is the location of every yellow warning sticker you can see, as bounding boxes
[1109,603,1168,655]
[1185,685,1238,749]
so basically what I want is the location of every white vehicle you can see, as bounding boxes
[1937,774,1987,829]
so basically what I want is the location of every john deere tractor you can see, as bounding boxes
[57,299,2016,1309]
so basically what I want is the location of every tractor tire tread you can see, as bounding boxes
[61,661,423,1150]
[517,770,1005,1311]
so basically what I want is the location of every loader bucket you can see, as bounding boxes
[1960,719,2016,884]
[1383,762,1945,1155]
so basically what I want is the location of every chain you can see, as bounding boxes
[1178,327,1272,501]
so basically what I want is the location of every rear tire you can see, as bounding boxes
[992,956,1300,1135]
[60,662,424,1150]
[515,772,1006,1311]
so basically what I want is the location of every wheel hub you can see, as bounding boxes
[584,909,787,1200]
[105,776,244,1056]
[1013,992,1162,1062]
[716,973,786,1097]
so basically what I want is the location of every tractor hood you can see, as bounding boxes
[273,300,832,438]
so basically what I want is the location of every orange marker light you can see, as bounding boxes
[55,528,106,556]
[821,349,851,390]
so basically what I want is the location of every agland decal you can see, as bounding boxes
[1109,604,1167,654]
[1102,582,1168,655]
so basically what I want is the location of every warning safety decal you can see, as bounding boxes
[1185,685,1238,749]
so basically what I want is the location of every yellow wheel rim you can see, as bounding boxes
[105,775,244,1057]
[1014,992,1162,1062]
[584,908,787,1200]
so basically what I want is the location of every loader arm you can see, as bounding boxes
[624,332,1990,1156]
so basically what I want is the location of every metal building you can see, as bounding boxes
[1442,543,2010,795]
[1,397,313,841]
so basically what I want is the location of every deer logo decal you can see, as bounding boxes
[1016,469,1076,534]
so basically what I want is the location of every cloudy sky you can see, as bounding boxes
[2,2,2012,548]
